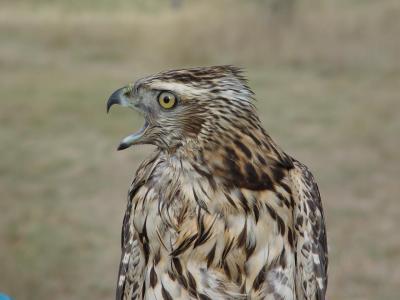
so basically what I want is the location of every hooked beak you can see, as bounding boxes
[106,86,149,151]
[107,87,125,113]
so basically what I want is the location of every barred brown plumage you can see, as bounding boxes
[107,66,328,300]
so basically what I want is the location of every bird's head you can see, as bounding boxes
[107,65,256,152]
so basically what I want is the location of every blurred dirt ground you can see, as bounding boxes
[0,0,399,299]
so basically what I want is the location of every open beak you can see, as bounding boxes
[106,86,149,151]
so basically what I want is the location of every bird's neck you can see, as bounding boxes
[163,123,293,190]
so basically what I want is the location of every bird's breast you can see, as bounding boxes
[128,156,296,299]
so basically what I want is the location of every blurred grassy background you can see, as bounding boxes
[1,0,399,299]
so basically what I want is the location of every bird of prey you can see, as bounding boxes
[107,66,328,300]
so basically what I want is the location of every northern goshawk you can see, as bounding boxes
[107,66,328,300]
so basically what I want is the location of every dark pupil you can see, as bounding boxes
[163,96,170,103]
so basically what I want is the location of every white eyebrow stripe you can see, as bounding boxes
[148,81,208,95]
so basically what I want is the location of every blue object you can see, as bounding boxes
[0,293,12,300]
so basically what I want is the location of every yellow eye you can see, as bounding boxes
[158,92,177,109]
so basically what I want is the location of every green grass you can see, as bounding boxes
[1,0,400,299]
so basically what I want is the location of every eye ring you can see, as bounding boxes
[158,91,177,109]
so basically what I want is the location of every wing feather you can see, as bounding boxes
[116,185,142,300]
[116,153,160,300]
[290,159,328,300]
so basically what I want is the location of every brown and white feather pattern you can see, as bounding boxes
[113,66,328,300]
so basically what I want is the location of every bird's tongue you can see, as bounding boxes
[118,120,149,151]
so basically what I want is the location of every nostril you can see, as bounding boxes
[124,84,134,97]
